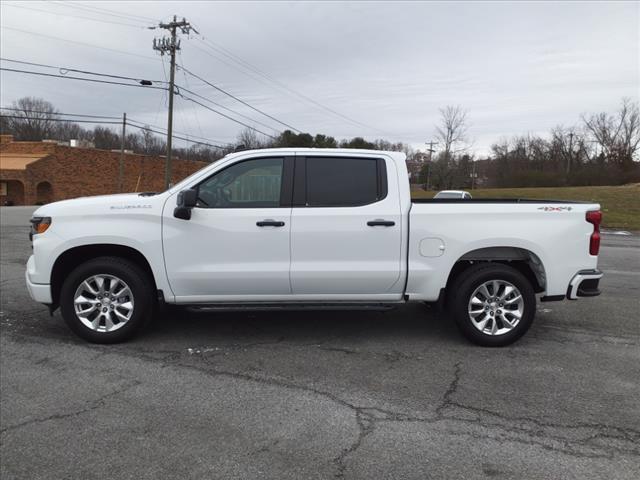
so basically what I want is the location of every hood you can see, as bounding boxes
[33,192,166,218]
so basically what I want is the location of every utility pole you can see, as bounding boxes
[119,112,126,193]
[567,132,574,175]
[425,140,438,191]
[470,159,477,190]
[153,16,197,189]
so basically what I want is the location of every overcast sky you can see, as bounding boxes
[1,1,638,155]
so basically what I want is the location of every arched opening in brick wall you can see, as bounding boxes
[36,181,53,204]
[1,180,25,206]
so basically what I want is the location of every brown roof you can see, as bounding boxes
[0,153,49,170]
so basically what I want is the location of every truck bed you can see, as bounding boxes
[405,199,600,301]
[412,198,586,204]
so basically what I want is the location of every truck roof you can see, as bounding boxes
[223,147,407,163]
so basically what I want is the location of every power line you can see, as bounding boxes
[0,67,166,90]
[0,114,228,149]
[3,26,381,139]
[0,107,120,120]
[3,3,150,29]
[176,93,278,139]
[1,59,286,135]
[0,114,121,125]
[0,64,239,148]
[1,25,160,63]
[178,51,207,141]
[0,106,230,144]
[50,0,160,24]
[178,63,300,133]
[125,122,226,149]
[1,69,265,142]
[176,84,280,134]
[127,118,231,145]
[158,55,170,111]
[186,40,276,92]
[185,40,300,131]
[0,57,166,84]
[0,107,230,143]
[192,35,391,136]
[0,106,218,138]
[194,37,299,97]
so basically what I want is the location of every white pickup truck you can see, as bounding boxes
[26,148,603,346]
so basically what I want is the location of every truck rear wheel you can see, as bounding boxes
[450,263,535,347]
[59,256,154,343]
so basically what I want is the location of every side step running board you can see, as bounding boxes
[186,303,398,312]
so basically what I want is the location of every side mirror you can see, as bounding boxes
[178,189,197,207]
[174,188,197,220]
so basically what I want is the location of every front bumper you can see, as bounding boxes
[567,269,603,300]
[25,256,52,304]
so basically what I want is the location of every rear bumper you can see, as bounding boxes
[567,269,603,300]
[26,256,52,304]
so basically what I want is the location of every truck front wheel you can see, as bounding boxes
[450,263,536,347]
[59,256,154,343]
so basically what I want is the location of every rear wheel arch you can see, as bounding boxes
[444,246,546,299]
[51,244,157,309]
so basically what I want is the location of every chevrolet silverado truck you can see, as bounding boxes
[25,148,603,346]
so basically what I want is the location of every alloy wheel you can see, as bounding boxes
[467,279,524,336]
[73,274,134,332]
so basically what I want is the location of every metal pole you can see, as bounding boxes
[426,140,437,191]
[153,16,195,189]
[119,112,126,192]
[567,132,574,175]
[165,17,178,190]
[471,160,476,190]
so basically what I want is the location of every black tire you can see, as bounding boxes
[450,263,536,347]
[59,256,154,343]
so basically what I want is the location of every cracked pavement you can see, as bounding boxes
[1,206,639,479]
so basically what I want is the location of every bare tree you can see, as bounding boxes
[237,127,267,150]
[55,121,85,142]
[550,125,584,174]
[619,98,640,165]
[436,105,469,160]
[4,97,60,141]
[430,105,470,189]
[582,98,640,169]
[141,126,163,154]
[0,114,11,136]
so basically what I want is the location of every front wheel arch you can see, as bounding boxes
[50,244,157,311]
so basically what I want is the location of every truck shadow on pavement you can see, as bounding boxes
[137,303,467,349]
[7,302,469,349]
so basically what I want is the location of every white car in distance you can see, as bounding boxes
[434,190,472,199]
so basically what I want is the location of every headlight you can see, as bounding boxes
[29,217,51,240]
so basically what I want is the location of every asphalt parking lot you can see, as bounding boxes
[1,206,639,480]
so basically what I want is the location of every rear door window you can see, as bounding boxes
[304,157,384,207]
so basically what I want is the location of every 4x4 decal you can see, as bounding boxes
[538,206,573,212]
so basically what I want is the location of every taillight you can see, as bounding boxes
[586,210,602,256]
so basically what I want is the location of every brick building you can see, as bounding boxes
[0,135,208,205]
